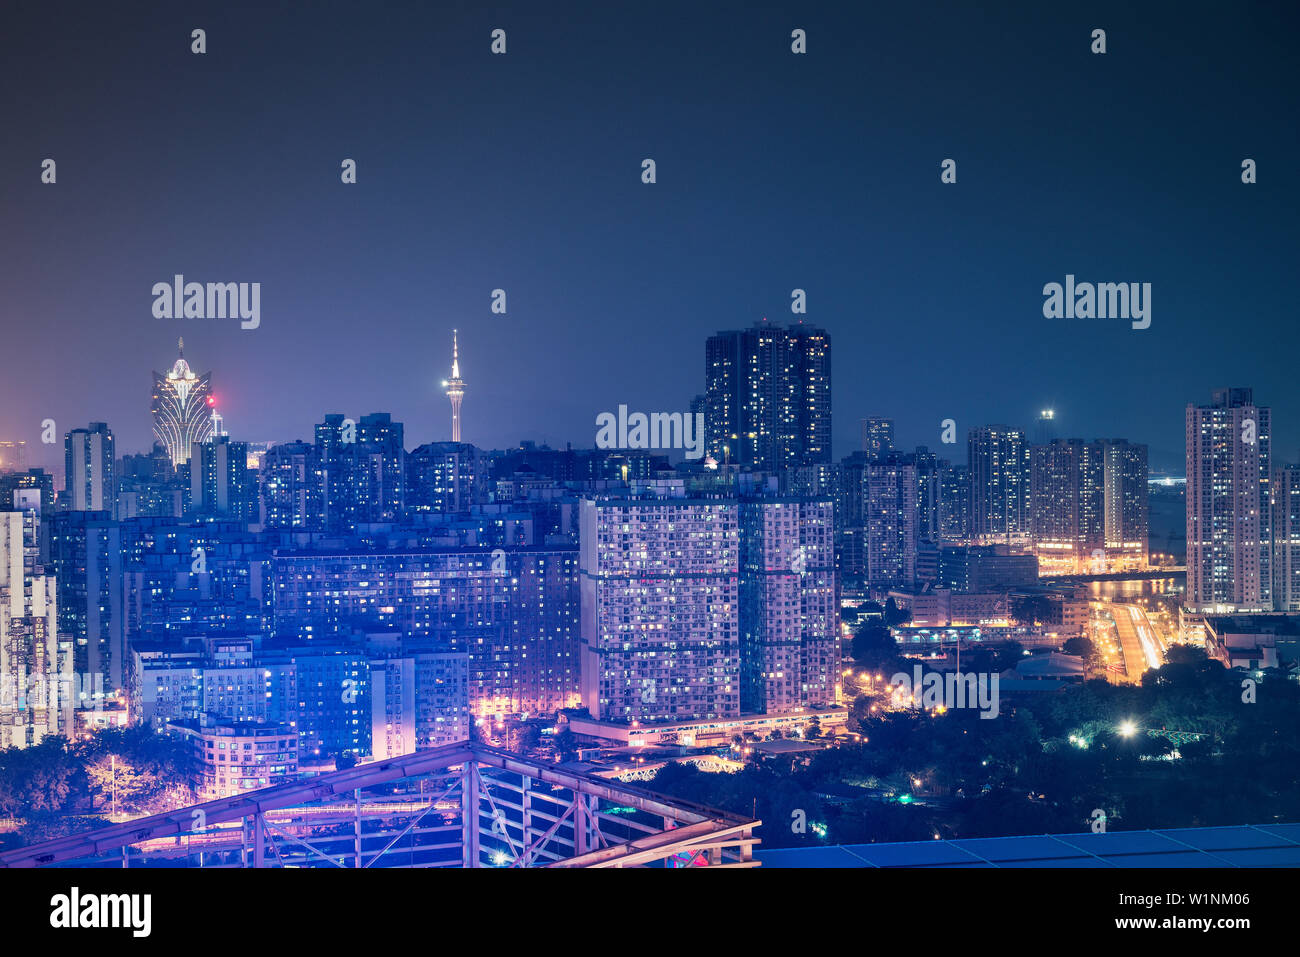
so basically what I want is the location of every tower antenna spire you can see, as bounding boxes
[445,329,466,442]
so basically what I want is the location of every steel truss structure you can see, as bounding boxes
[0,743,760,868]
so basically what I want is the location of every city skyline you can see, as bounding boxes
[3,4,1298,472]
[1,0,1298,892]
[2,327,1293,481]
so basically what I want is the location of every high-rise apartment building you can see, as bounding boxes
[1029,439,1105,574]
[49,511,124,693]
[367,639,470,756]
[738,497,839,714]
[1186,388,1273,612]
[937,463,971,542]
[1028,438,1148,574]
[260,440,324,529]
[272,545,580,716]
[580,487,740,722]
[863,454,919,586]
[0,469,56,519]
[969,425,1031,545]
[63,422,116,515]
[1273,463,1300,612]
[120,520,271,646]
[1101,439,1149,568]
[0,497,72,748]
[190,435,257,520]
[704,322,831,471]
[914,446,941,543]
[407,441,487,514]
[314,412,405,529]
[355,413,405,523]
[838,450,922,585]
[860,417,894,460]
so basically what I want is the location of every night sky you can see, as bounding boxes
[2,1,1297,475]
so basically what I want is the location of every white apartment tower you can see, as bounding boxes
[0,496,73,748]
[1186,388,1273,612]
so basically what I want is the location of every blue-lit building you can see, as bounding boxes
[271,544,580,717]
[260,440,324,530]
[48,510,125,692]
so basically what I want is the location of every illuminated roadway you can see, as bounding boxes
[1110,602,1166,681]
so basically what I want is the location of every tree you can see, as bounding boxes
[512,724,541,753]
[851,621,904,672]
[77,727,197,816]
[883,598,912,627]
[553,728,579,762]
[1012,595,1052,627]
[1062,635,1099,671]
[0,738,79,817]
[1164,644,1210,666]
[85,754,162,817]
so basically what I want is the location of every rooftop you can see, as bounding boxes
[755,824,1300,868]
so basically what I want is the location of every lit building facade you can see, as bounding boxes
[859,417,894,460]
[1272,463,1300,612]
[705,322,832,471]
[314,412,406,529]
[1029,439,1106,574]
[406,441,487,515]
[260,440,324,529]
[864,454,920,586]
[738,497,839,714]
[271,545,580,717]
[368,645,470,757]
[49,511,124,694]
[1185,388,1273,612]
[969,425,1031,546]
[580,488,740,723]
[151,339,213,468]
[64,422,116,515]
[937,462,971,542]
[972,426,1029,546]
[1101,439,1149,570]
[173,719,298,802]
[190,435,257,521]
[0,500,73,748]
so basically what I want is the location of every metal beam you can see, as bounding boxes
[0,743,474,867]
[461,761,480,868]
[1,741,759,869]
[552,820,759,868]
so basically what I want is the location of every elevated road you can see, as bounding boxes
[1110,602,1165,682]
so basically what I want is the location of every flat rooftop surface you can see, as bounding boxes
[755,824,1300,868]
